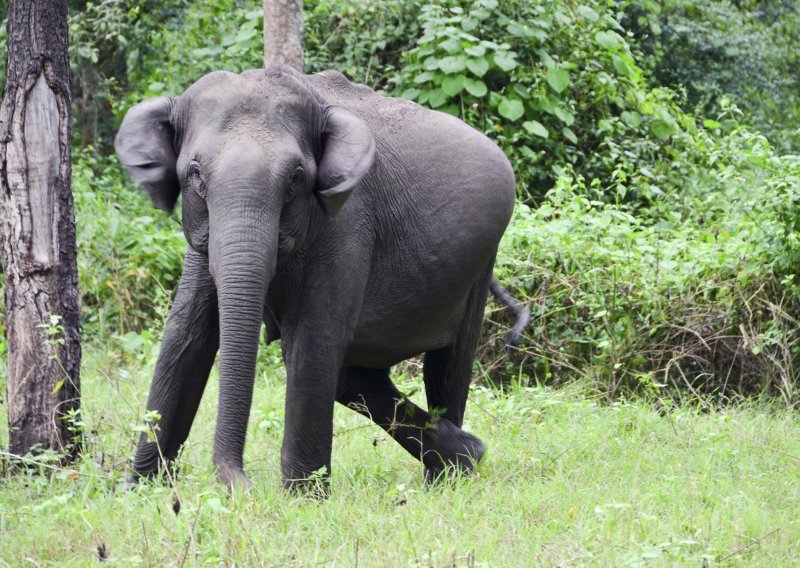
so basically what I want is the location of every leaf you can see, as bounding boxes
[400,88,421,101]
[508,22,536,38]
[620,111,642,128]
[52,380,65,394]
[428,89,449,108]
[577,6,599,21]
[440,38,461,54]
[413,71,436,84]
[441,75,466,96]
[473,9,492,21]
[554,106,575,126]
[562,127,578,144]
[464,78,488,97]
[440,105,460,117]
[595,31,621,50]
[703,119,722,129]
[438,56,467,74]
[523,120,549,138]
[493,52,518,72]
[461,18,479,31]
[650,120,675,140]
[546,68,571,93]
[498,98,525,121]
[466,57,490,77]
[513,83,531,99]
[423,56,439,71]
[465,45,486,57]
[612,55,632,77]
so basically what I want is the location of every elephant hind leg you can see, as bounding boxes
[423,259,493,427]
[420,259,493,479]
[336,366,483,478]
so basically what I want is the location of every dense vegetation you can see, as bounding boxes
[1,1,799,564]
[9,0,792,401]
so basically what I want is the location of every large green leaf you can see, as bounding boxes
[621,111,642,128]
[546,68,571,93]
[439,56,467,74]
[508,22,538,39]
[464,78,488,97]
[400,88,421,101]
[595,31,621,50]
[498,98,525,121]
[554,106,575,126]
[441,75,466,96]
[413,71,436,84]
[427,89,449,108]
[465,45,486,57]
[523,120,549,138]
[577,6,599,21]
[423,56,439,71]
[466,57,490,77]
[494,52,518,72]
[650,120,675,140]
[562,127,578,144]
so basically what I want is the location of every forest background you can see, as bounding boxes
[0,0,799,565]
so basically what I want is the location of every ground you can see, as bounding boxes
[0,340,798,566]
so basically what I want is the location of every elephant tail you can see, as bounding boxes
[489,277,530,347]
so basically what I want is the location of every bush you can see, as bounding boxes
[390,0,696,205]
[489,120,800,401]
[73,151,185,337]
[625,0,800,153]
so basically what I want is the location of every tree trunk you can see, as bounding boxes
[263,0,304,72]
[0,0,82,460]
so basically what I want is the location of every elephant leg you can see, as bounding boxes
[279,333,341,494]
[336,366,484,477]
[132,248,219,480]
[421,260,493,479]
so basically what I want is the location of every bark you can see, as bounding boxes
[263,0,305,72]
[0,0,82,459]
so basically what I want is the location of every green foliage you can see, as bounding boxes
[73,150,185,337]
[492,118,800,400]
[389,0,707,205]
[67,0,187,150]
[625,0,800,153]
[305,0,422,88]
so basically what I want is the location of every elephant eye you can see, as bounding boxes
[285,166,305,202]
[187,161,207,200]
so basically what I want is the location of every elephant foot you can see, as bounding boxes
[214,460,252,492]
[281,463,331,499]
[281,472,331,501]
[129,456,177,486]
[282,477,330,500]
[421,418,485,484]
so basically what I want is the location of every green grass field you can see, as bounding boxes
[1,342,798,567]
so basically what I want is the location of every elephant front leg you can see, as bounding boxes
[280,335,342,495]
[132,248,219,480]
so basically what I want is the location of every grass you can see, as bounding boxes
[0,340,799,567]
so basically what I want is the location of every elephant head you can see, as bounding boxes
[115,67,375,482]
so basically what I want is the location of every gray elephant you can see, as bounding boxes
[115,65,516,491]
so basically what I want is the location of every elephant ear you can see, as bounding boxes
[315,105,376,216]
[115,96,180,212]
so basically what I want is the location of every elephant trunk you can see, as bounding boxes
[207,190,278,480]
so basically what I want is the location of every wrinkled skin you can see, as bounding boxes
[115,66,515,491]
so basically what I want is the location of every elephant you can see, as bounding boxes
[115,65,517,492]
